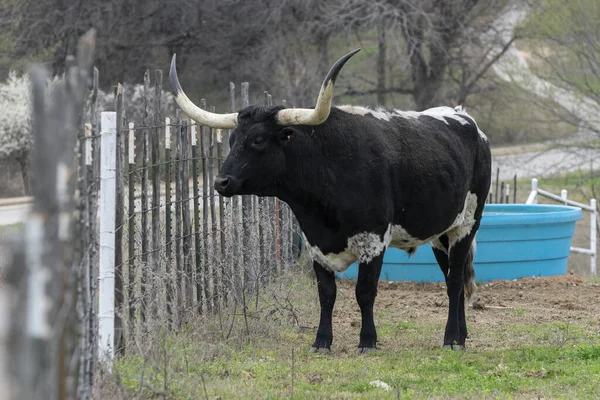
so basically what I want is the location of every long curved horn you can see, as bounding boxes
[169,54,238,129]
[276,48,361,126]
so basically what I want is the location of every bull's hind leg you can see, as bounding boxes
[355,252,384,353]
[432,234,475,349]
[311,261,336,353]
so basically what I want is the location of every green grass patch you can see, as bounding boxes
[114,342,600,399]
[112,318,600,399]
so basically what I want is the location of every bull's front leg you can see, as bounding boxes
[355,252,384,353]
[311,261,336,354]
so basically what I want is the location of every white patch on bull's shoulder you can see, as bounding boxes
[395,106,470,126]
[395,106,488,141]
[303,230,388,272]
[338,105,391,121]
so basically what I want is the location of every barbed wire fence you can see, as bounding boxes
[0,29,302,399]
[113,70,301,346]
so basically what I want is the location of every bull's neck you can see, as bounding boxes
[274,133,341,242]
[276,184,340,246]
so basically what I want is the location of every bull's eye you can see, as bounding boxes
[253,137,265,146]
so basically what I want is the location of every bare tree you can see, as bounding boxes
[518,0,600,137]
[0,0,515,112]
[327,0,513,110]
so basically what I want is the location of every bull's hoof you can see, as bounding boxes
[443,344,465,351]
[357,346,378,355]
[310,346,331,354]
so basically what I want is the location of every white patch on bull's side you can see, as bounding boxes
[387,192,479,253]
[304,192,479,272]
[445,192,479,249]
[387,224,426,249]
[350,232,389,263]
[430,238,448,254]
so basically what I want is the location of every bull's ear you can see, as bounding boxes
[277,128,295,143]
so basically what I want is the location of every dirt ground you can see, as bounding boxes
[329,274,600,353]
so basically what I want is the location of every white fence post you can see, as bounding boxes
[526,178,538,204]
[98,112,117,370]
[128,122,135,165]
[591,199,597,276]
[529,178,597,276]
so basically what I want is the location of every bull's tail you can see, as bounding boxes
[463,240,477,302]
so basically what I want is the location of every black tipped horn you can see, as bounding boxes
[275,48,361,126]
[323,48,361,87]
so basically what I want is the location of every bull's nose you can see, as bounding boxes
[214,175,230,192]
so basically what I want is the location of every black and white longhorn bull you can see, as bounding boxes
[169,49,492,352]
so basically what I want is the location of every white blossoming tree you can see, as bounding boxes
[0,72,40,195]
[0,71,174,196]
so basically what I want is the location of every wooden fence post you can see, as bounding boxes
[174,113,183,325]
[240,83,251,287]
[217,128,227,305]
[229,83,241,299]
[267,95,278,279]
[164,117,174,324]
[181,120,193,309]
[258,92,268,281]
[98,111,117,369]
[88,67,100,382]
[152,70,163,320]
[494,167,500,204]
[191,120,202,313]
[79,120,92,395]
[79,71,98,395]
[22,65,55,400]
[140,70,151,323]
[127,122,136,332]
[114,84,125,355]
[200,99,211,313]
[208,108,219,311]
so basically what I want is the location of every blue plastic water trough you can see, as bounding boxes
[336,204,582,282]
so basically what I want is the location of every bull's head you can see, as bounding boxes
[169,49,360,197]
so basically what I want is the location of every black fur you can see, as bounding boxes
[217,105,492,351]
